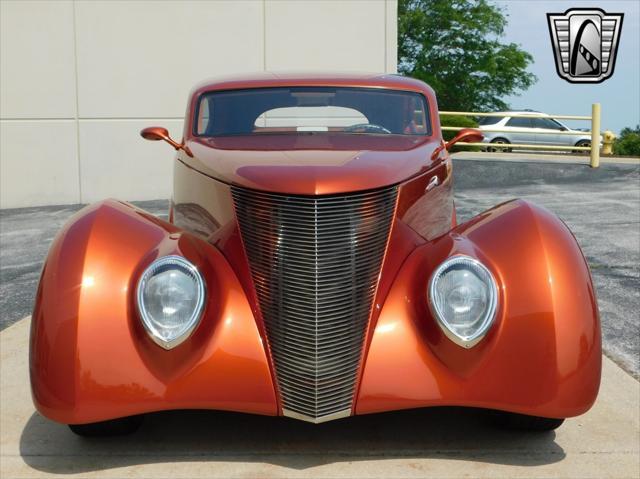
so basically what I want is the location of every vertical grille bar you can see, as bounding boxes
[232,186,397,422]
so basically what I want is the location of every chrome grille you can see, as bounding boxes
[232,186,397,422]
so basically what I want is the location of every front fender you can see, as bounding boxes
[30,200,277,424]
[357,199,601,418]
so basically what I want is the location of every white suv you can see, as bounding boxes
[478,111,593,152]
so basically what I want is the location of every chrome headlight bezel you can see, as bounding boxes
[428,255,498,348]
[136,255,206,350]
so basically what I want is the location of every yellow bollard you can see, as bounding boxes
[590,103,601,168]
[602,130,616,155]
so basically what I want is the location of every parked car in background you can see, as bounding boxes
[478,110,593,152]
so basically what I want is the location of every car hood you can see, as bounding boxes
[182,134,443,195]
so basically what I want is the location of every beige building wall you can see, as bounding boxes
[0,0,398,208]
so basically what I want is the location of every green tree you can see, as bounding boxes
[399,0,536,111]
[613,126,640,157]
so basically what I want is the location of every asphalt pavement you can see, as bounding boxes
[0,157,638,377]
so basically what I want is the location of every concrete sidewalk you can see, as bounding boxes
[1,317,638,478]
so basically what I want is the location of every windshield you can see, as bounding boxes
[195,87,430,137]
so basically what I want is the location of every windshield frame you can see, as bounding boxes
[192,86,432,138]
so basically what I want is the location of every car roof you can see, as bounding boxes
[495,110,549,117]
[190,72,433,96]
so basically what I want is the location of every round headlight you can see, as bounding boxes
[428,255,498,348]
[136,255,205,349]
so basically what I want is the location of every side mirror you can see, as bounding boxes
[445,128,484,150]
[140,126,193,157]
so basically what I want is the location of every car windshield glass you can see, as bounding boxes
[195,87,430,137]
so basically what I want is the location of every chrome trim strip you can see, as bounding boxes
[283,408,352,424]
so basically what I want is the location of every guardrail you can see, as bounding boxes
[440,103,604,168]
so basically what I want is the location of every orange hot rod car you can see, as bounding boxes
[30,73,601,436]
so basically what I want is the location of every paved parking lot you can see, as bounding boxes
[1,157,638,377]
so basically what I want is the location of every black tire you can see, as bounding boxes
[491,411,564,431]
[574,139,591,154]
[68,415,144,437]
[486,138,512,153]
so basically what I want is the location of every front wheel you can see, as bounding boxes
[68,415,144,437]
[491,411,564,431]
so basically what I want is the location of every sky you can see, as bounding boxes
[493,0,639,134]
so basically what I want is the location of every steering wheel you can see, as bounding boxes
[343,123,392,134]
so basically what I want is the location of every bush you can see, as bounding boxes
[613,126,640,157]
[439,115,481,151]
